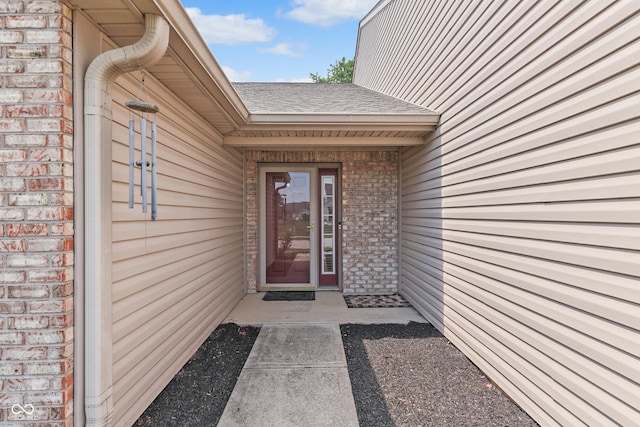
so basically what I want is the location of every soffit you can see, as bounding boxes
[66,0,249,134]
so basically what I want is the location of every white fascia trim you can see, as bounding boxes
[246,112,440,127]
[83,14,169,427]
[360,0,394,27]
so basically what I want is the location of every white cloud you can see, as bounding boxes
[186,7,277,45]
[284,0,379,27]
[259,43,306,57]
[222,66,253,82]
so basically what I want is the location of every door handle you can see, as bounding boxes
[307,222,315,233]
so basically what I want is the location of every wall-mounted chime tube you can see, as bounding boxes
[151,121,157,220]
[125,100,159,219]
[128,119,135,208]
[140,118,147,213]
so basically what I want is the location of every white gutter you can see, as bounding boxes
[84,14,169,426]
[244,112,440,126]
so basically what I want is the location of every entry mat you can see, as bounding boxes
[343,294,412,308]
[263,291,315,301]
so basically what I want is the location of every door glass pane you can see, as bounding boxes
[321,176,335,274]
[265,172,311,284]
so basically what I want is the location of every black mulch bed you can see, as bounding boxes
[135,322,538,427]
[133,324,260,426]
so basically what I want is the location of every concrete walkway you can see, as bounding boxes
[217,292,427,426]
[217,323,359,427]
[224,291,427,325]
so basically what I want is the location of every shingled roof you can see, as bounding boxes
[233,82,435,115]
[225,82,439,146]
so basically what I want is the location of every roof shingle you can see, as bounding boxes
[233,83,435,116]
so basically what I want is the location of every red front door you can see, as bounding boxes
[262,166,340,289]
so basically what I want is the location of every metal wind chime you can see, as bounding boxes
[125,75,159,220]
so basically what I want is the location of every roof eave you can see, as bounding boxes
[151,0,250,125]
[69,0,251,130]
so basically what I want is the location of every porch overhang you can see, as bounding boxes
[225,113,438,147]
[227,82,440,147]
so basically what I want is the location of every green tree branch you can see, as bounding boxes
[310,57,354,83]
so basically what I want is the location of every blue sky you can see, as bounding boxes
[179,0,379,82]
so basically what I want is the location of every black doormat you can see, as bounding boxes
[262,291,315,301]
[344,294,412,308]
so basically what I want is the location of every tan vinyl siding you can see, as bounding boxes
[110,73,244,426]
[355,1,640,426]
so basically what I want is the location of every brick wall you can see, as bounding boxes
[0,1,74,425]
[341,152,398,294]
[245,150,399,294]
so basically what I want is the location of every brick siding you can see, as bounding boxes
[245,150,399,294]
[0,1,74,425]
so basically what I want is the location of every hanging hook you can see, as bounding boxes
[136,71,148,101]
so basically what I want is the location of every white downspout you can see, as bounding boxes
[84,14,169,426]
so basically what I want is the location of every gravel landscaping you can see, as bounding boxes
[135,322,538,426]
[341,322,538,427]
